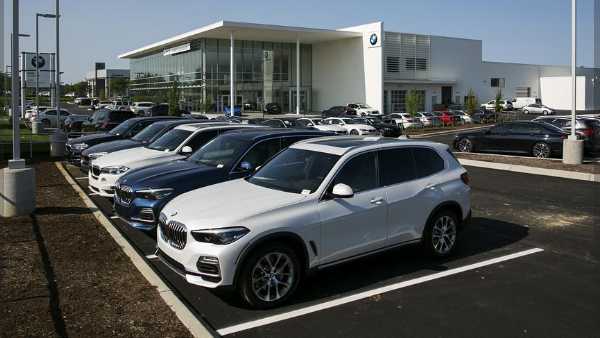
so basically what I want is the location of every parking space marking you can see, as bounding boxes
[216,248,544,336]
[88,193,99,196]
[110,215,120,219]
[75,176,88,180]
[146,254,158,259]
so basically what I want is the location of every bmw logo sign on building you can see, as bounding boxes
[368,32,381,48]
[31,55,46,69]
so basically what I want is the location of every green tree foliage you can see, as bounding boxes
[109,78,129,97]
[405,89,423,116]
[466,89,478,114]
[168,79,180,116]
[494,89,503,113]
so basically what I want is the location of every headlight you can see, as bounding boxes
[136,188,174,200]
[89,152,108,160]
[191,227,250,245]
[100,166,129,175]
[71,143,88,150]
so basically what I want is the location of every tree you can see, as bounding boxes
[109,77,129,97]
[168,78,180,116]
[70,81,88,97]
[494,89,503,122]
[405,89,423,117]
[465,88,478,114]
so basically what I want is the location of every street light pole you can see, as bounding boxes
[35,13,57,110]
[55,0,61,128]
[10,4,20,163]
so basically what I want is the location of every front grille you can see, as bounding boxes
[115,185,134,206]
[92,165,101,177]
[159,214,187,250]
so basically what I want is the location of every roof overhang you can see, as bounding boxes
[119,20,362,59]
[384,79,457,86]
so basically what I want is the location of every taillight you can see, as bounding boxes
[461,172,470,186]
[581,128,593,137]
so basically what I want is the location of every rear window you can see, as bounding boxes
[413,148,445,178]
[379,148,416,186]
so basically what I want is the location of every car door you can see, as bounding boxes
[481,123,511,151]
[232,137,282,175]
[318,152,388,264]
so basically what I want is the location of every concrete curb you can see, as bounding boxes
[55,162,214,338]
[409,125,490,138]
[458,158,600,182]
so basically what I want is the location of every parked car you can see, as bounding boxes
[30,108,71,128]
[388,113,424,128]
[63,114,91,132]
[470,109,498,124]
[114,128,331,230]
[24,106,50,121]
[511,97,539,110]
[415,112,442,127]
[354,117,403,137]
[347,103,382,116]
[321,106,356,118]
[522,104,554,115]
[157,136,471,308]
[225,105,243,117]
[79,118,191,172]
[451,110,473,124]
[481,100,513,111]
[453,121,567,158]
[143,103,169,116]
[108,100,131,111]
[263,103,282,115]
[89,123,254,197]
[432,111,461,126]
[323,117,377,135]
[95,101,112,110]
[66,116,174,165]
[82,109,135,132]
[295,118,347,134]
[131,102,155,115]
[533,116,600,154]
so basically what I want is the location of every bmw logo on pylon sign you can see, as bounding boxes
[31,55,46,69]
[369,33,378,46]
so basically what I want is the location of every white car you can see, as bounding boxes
[451,110,473,124]
[481,100,513,111]
[347,103,382,116]
[131,102,155,115]
[415,112,441,127]
[30,108,71,128]
[388,113,424,129]
[88,123,251,197]
[157,136,471,308]
[295,118,347,134]
[323,117,377,135]
[522,104,554,115]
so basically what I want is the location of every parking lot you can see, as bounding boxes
[62,138,600,337]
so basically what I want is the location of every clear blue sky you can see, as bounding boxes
[2,0,597,83]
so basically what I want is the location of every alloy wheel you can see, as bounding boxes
[431,216,457,255]
[532,142,550,159]
[457,138,473,152]
[251,252,295,303]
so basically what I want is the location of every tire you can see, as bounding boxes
[349,129,359,135]
[542,110,549,116]
[523,109,528,115]
[238,243,301,309]
[456,138,474,153]
[532,142,551,159]
[422,209,459,257]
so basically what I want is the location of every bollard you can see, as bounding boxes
[50,130,67,158]
[31,121,42,135]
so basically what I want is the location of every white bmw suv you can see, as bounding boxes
[157,136,471,308]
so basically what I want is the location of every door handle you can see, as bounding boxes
[370,197,384,205]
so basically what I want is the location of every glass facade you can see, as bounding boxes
[130,38,312,113]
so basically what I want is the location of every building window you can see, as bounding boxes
[405,58,428,71]
[515,87,531,97]
[431,96,438,106]
[386,57,400,73]
[390,90,406,113]
[491,78,505,88]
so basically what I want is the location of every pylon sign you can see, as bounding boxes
[22,52,55,88]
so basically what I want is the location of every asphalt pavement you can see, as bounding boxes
[63,161,600,338]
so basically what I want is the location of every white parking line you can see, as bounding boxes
[110,215,120,219]
[75,177,88,180]
[88,193,99,196]
[146,254,158,259]
[217,248,544,336]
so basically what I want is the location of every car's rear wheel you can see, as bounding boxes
[457,138,473,153]
[423,210,459,257]
[350,129,359,135]
[542,110,549,115]
[238,243,301,309]
[532,142,551,159]
[523,109,529,114]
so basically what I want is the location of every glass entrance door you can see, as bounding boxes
[289,88,310,114]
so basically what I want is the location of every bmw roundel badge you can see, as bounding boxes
[369,33,378,46]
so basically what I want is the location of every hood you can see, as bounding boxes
[315,125,346,132]
[67,133,118,146]
[162,179,308,230]
[93,146,175,169]
[82,139,141,156]
[118,160,224,190]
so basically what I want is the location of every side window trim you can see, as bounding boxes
[229,137,282,174]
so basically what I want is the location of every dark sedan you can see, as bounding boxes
[114,129,332,231]
[321,106,356,118]
[355,117,403,137]
[79,118,198,172]
[66,116,181,165]
[453,121,567,158]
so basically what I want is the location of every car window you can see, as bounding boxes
[490,124,509,133]
[128,120,154,136]
[46,110,56,116]
[147,129,193,151]
[263,120,286,128]
[379,148,416,186]
[331,152,377,193]
[327,119,339,125]
[239,138,282,170]
[413,148,444,178]
[183,130,220,152]
[296,120,310,127]
[281,136,311,149]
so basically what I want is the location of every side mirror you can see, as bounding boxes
[331,183,354,199]
[180,146,193,154]
[239,161,254,172]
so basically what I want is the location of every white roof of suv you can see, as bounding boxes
[291,136,447,156]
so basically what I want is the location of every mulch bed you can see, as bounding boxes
[457,152,600,174]
[0,161,192,337]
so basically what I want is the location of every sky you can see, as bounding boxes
[1,0,598,84]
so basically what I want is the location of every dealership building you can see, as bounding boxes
[119,20,599,114]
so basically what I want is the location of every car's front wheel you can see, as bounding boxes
[423,210,459,257]
[532,142,551,159]
[523,109,529,114]
[456,138,473,153]
[238,243,301,309]
[349,129,360,135]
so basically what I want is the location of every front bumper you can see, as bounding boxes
[114,196,166,231]
[66,145,83,166]
[88,171,119,197]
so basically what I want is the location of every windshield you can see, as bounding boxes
[109,119,137,136]
[248,148,340,194]
[187,135,252,168]
[131,123,165,143]
[352,118,370,125]
[147,129,192,151]
[340,118,354,124]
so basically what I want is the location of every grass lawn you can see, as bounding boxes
[0,116,50,143]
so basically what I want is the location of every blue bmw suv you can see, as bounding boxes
[113,128,332,230]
